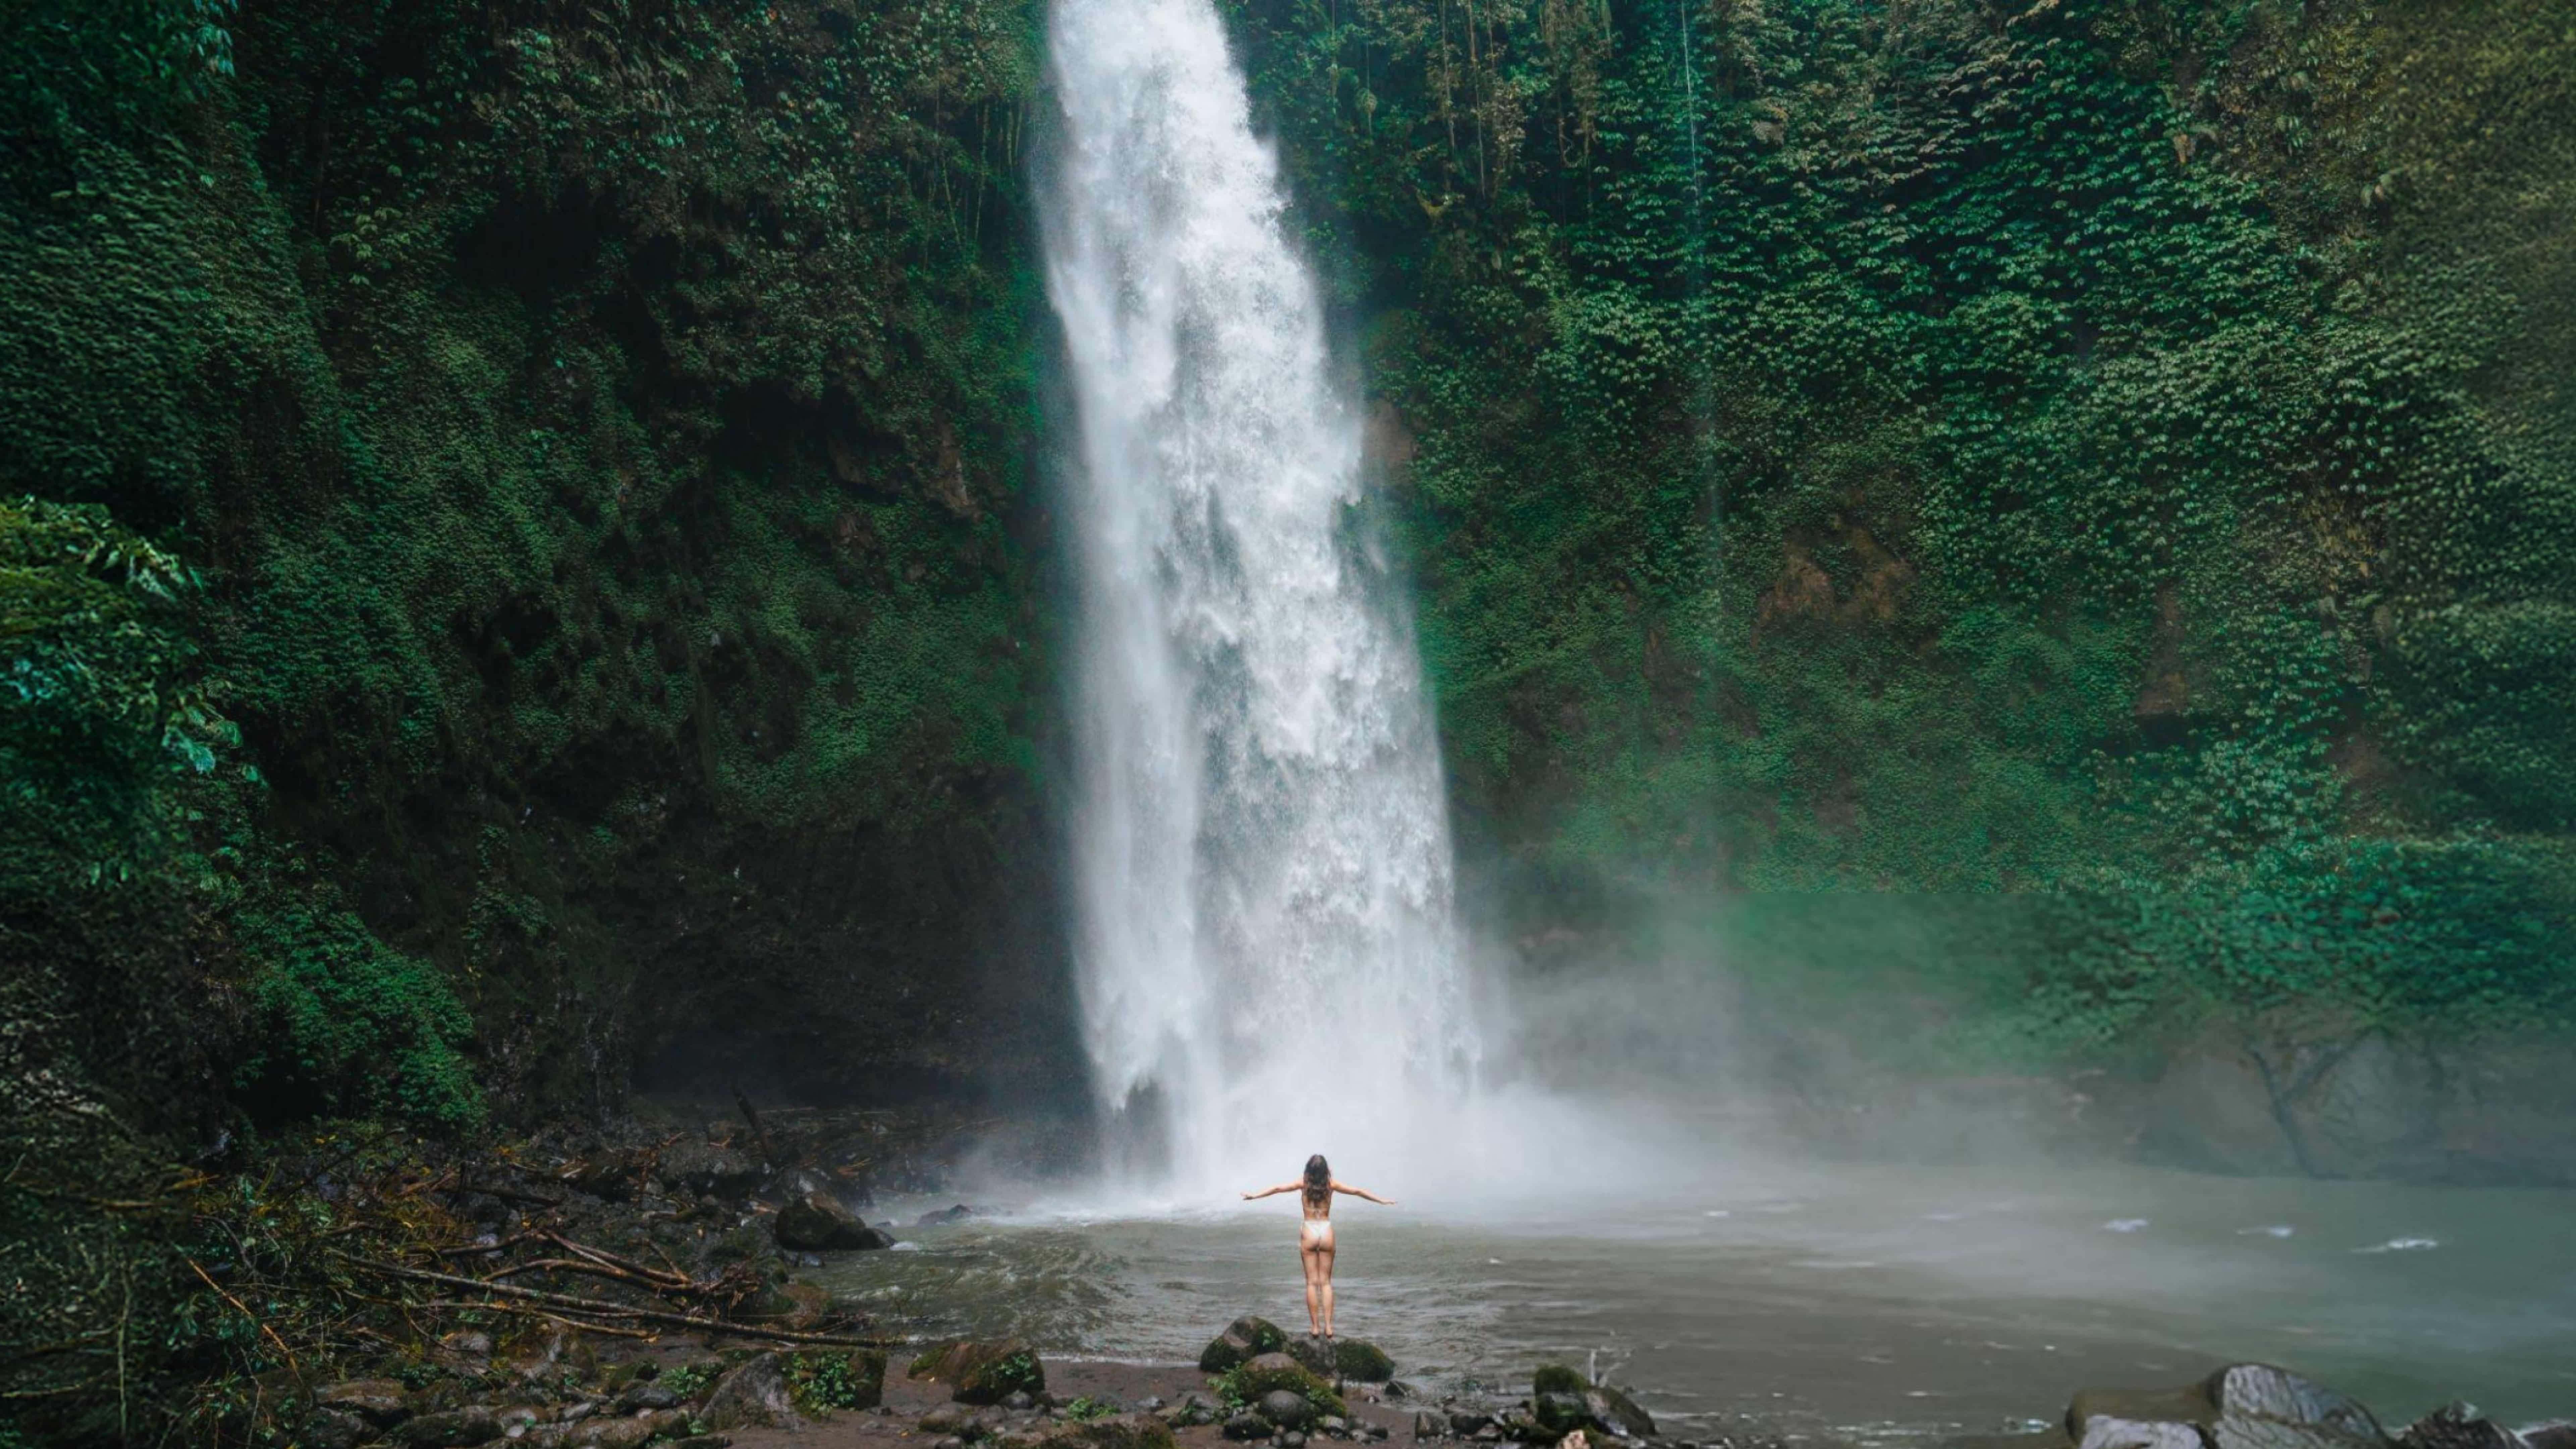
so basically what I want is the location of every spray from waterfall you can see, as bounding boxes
[1039,0,1481,1197]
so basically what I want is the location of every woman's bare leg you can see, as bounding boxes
[1301,1241,1324,1335]
[1317,1238,1338,1339]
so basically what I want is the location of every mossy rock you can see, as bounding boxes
[1200,1316,1291,1373]
[1533,1365,1587,1399]
[1220,1353,1346,1420]
[909,1339,1045,1405]
[1001,1414,1179,1449]
[1335,1340,1394,1383]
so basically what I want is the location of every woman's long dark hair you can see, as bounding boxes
[1302,1154,1331,1202]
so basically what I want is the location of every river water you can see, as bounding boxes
[818,1131,2576,1445]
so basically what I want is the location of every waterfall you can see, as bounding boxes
[1041,0,1480,1194]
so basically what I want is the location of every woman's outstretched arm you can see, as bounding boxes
[1332,1180,1395,1205]
[1241,1181,1302,1200]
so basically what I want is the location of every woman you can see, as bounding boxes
[1241,1154,1394,1342]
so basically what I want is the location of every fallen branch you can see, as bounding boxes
[345,1259,886,1347]
[185,1259,306,1391]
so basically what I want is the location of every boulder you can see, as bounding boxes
[1533,1365,1588,1399]
[2399,1406,2527,1449]
[1227,1354,1348,1418]
[305,1407,370,1449]
[1584,1386,1655,1440]
[1227,1412,1279,1441]
[2523,1427,2576,1449]
[1450,1414,1494,1437]
[1536,1395,1594,1436]
[775,1191,894,1251]
[394,1407,501,1448]
[919,1203,979,1225]
[1414,1412,1448,1440]
[1264,1391,1320,1429]
[702,1352,797,1430]
[910,1339,1047,1405]
[2065,1366,2387,1449]
[317,1379,412,1428]
[999,1414,1181,1449]
[1288,1336,1337,1378]
[1336,1341,1397,1383]
[663,1140,763,1198]
[1202,1316,1292,1373]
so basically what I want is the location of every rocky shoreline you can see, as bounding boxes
[204,1115,2571,1449]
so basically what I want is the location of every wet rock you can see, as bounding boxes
[1533,1366,1588,1399]
[1450,1413,1495,1437]
[1320,1417,1350,1438]
[2397,1406,2527,1449]
[1139,1397,1167,1413]
[1337,1341,1397,1383]
[702,1352,796,1430]
[923,1408,968,1435]
[1008,1392,1037,1411]
[919,1203,979,1225]
[1413,1412,1448,1440]
[1537,1395,1595,1437]
[663,1140,763,1198]
[775,1190,894,1251]
[1284,1434,1309,1448]
[2207,1366,2387,1449]
[1289,1337,1338,1378]
[1203,1316,1294,1373]
[1585,1386,1656,1440]
[1227,1411,1280,1441]
[394,1406,501,1448]
[1385,1382,1415,1400]
[2523,1427,2576,1449]
[1174,1395,1221,1428]
[305,1407,370,1449]
[1264,1390,1320,1429]
[318,1379,413,1427]
[619,1382,682,1411]
[910,1339,1047,1405]
[1006,1414,1183,1449]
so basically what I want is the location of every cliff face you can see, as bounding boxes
[2,0,1079,1166]
[1221,0,2576,1104]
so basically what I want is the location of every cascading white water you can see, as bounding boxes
[1041,0,1479,1195]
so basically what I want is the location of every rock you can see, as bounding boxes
[668,1438,734,1449]
[305,1407,370,1449]
[1584,1386,1656,1440]
[1139,1397,1167,1413]
[1534,1365,1588,1399]
[1264,1391,1320,1429]
[1320,1418,1350,1438]
[923,1408,968,1434]
[1336,1341,1397,1383]
[554,1412,692,1449]
[910,1339,1047,1405]
[1537,1394,1595,1436]
[2399,1406,2527,1449]
[1289,1336,1338,1378]
[1228,1354,1348,1419]
[2207,1365,2387,1449]
[1414,1412,1448,1439]
[2523,1428,2576,1449]
[1008,1391,1037,1411]
[776,1190,894,1251]
[1004,1415,1183,1449]
[2066,1367,2388,1449]
[318,1379,413,1427]
[703,1352,797,1430]
[1385,1382,1414,1400]
[437,1329,493,1358]
[1284,1434,1308,1448]
[1228,1412,1280,1441]
[620,1382,682,1411]
[663,1140,763,1197]
[1202,1316,1293,1373]
[919,1203,978,1225]
[395,1407,501,1448]
[1450,1414,1495,1437]
[1174,1396,1221,1427]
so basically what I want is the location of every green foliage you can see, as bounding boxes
[1222,0,2576,1050]
[659,1361,720,1402]
[1062,1396,1116,1421]
[229,888,481,1129]
[786,1349,880,1414]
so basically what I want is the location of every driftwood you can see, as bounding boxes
[345,1259,889,1348]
